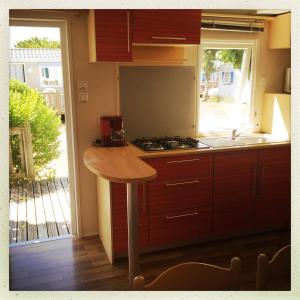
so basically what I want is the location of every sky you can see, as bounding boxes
[10,26,60,48]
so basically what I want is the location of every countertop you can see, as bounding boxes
[83,145,157,183]
[127,139,290,159]
[84,135,290,182]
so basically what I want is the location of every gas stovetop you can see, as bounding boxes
[132,136,210,151]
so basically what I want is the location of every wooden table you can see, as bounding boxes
[83,146,156,288]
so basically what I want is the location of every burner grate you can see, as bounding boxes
[132,136,210,151]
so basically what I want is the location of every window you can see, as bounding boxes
[197,41,255,135]
[40,66,62,87]
[9,63,25,82]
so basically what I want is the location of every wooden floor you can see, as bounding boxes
[9,229,290,291]
[9,177,72,244]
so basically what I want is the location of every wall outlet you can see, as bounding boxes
[78,80,88,91]
[79,93,88,103]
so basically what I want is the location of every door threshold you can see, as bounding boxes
[9,234,75,248]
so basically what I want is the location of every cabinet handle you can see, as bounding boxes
[127,11,130,53]
[142,183,146,212]
[151,36,187,41]
[253,164,257,198]
[259,164,265,197]
[166,158,200,164]
[166,180,199,187]
[166,212,199,219]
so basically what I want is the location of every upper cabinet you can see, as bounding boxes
[132,10,201,45]
[88,9,201,62]
[268,13,291,49]
[88,10,132,62]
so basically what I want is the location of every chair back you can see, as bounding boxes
[256,244,291,290]
[134,257,241,291]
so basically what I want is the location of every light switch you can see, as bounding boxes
[78,80,88,91]
[79,92,88,103]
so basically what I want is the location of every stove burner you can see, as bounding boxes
[132,136,210,152]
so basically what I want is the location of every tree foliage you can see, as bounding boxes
[201,49,244,101]
[9,80,61,176]
[14,37,60,48]
[216,49,244,69]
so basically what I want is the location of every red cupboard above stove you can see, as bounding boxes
[132,10,201,45]
[88,9,202,62]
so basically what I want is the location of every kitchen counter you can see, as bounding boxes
[84,137,290,166]
[125,138,290,159]
[83,145,157,183]
[83,136,290,277]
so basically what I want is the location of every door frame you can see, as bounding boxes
[9,16,81,238]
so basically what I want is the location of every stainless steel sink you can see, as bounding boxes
[198,135,289,148]
[235,136,286,145]
[199,138,247,148]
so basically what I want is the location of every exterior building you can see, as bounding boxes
[9,48,65,114]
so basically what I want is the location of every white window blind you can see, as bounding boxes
[201,16,265,32]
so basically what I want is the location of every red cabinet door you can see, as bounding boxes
[255,146,291,229]
[93,10,132,61]
[111,183,148,254]
[132,10,201,44]
[213,150,259,235]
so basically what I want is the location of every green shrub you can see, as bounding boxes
[9,79,61,176]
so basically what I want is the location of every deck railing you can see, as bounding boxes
[41,91,65,115]
[9,123,35,179]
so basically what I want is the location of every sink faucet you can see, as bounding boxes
[232,129,238,140]
[231,127,251,140]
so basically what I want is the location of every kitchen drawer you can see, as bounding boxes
[148,176,212,215]
[144,153,213,181]
[149,207,211,248]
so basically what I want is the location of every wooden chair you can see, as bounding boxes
[256,245,291,290]
[133,257,241,291]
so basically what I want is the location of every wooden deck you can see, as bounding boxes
[9,177,72,245]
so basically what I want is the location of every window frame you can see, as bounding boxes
[39,65,62,87]
[9,63,26,82]
[196,39,257,137]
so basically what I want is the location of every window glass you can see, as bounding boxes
[40,66,62,87]
[198,43,254,134]
[9,64,25,82]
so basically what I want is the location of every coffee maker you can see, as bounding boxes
[100,116,126,146]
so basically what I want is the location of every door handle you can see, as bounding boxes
[253,164,257,198]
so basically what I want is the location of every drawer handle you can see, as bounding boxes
[151,36,187,41]
[127,11,130,53]
[165,212,199,219]
[166,158,200,164]
[166,180,199,187]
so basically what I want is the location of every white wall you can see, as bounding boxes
[69,13,119,236]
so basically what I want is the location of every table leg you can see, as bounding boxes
[126,182,140,288]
